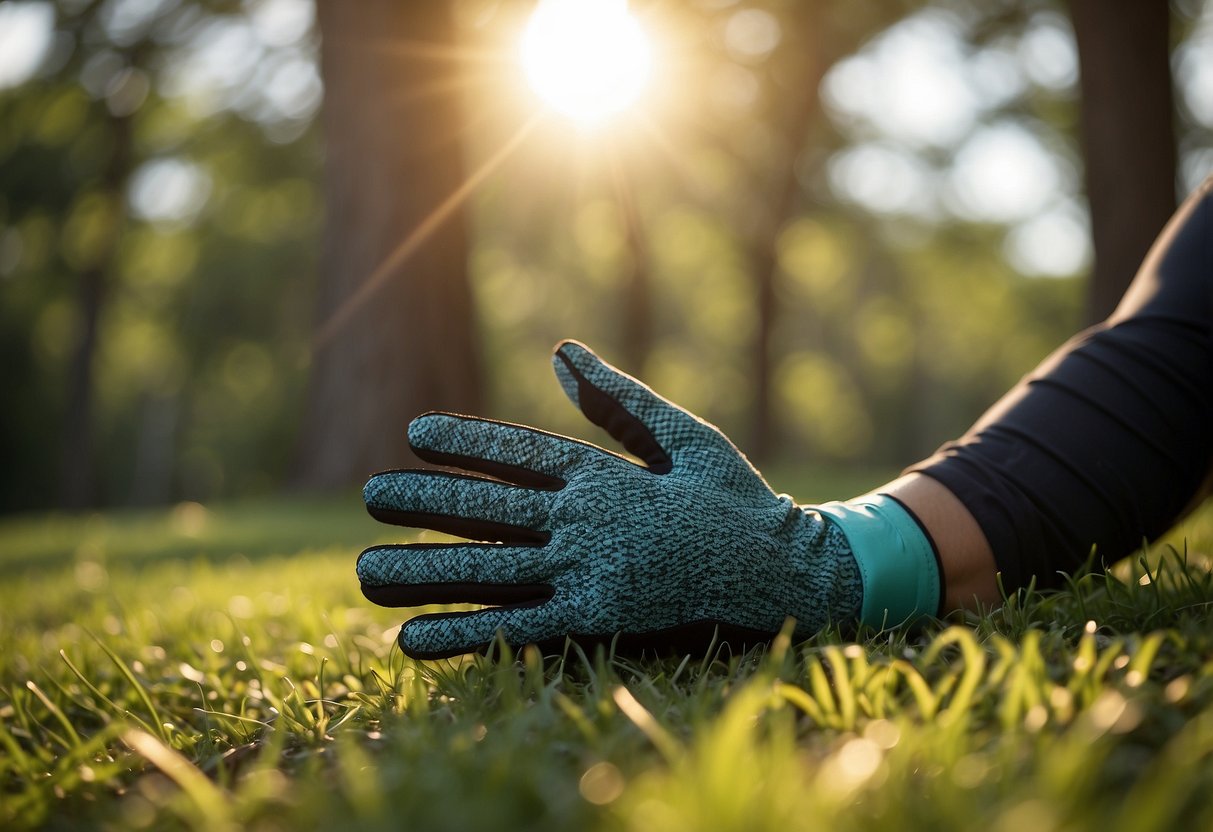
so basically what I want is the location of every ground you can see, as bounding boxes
[2,479,1212,831]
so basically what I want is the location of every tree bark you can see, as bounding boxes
[1070,0,1177,324]
[300,1,482,487]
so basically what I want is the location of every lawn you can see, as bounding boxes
[2,484,1212,831]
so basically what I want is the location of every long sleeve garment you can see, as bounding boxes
[911,177,1213,590]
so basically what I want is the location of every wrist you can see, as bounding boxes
[816,495,943,628]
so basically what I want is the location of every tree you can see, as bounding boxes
[0,0,326,511]
[721,1,910,459]
[742,1,828,460]
[1069,0,1177,324]
[298,1,482,488]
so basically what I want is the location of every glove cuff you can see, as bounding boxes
[817,495,942,628]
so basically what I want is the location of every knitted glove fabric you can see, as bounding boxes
[358,341,940,659]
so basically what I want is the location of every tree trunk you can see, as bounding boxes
[300,1,482,487]
[60,110,132,509]
[747,5,825,461]
[1069,0,1177,324]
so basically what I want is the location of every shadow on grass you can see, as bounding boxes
[0,491,386,576]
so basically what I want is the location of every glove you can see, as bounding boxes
[358,340,941,659]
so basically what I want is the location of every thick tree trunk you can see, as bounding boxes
[300,1,482,487]
[1070,0,1177,324]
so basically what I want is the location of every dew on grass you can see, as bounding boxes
[821,737,884,797]
[1024,705,1048,732]
[179,662,204,683]
[579,761,624,805]
[1049,687,1074,721]
[862,718,900,749]
[1165,675,1191,702]
[74,560,108,591]
[228,595,255,618]
[1111,701,1143,734]
[170,501,210,537]
[1088,690,1127,733]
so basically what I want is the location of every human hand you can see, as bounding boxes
[358,341,939,659]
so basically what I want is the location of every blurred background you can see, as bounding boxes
[0,0,1209,514]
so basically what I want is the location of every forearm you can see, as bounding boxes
[889,177,1213,603]
[876,474,999,612]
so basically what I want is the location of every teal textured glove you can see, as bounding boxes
[358,341,941,659]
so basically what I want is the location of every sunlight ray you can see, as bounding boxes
[313,112,544,351]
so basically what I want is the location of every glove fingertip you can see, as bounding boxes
[362,473,391,508]
[553,338,593,359]
[407,411,455,450]
[551,341,595,406]
[354,546,385,584]
[398,620,467,661]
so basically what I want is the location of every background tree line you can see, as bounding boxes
[0,0,1209,513]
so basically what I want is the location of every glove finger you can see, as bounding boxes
[408,412,603,488]
[398,604,563,659]
[357,543,554,607]
[552,340,699,472]
[364,470,553,544]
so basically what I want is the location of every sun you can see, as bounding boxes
[520,0,653,125]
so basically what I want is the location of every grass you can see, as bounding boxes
[2,488,1213,831]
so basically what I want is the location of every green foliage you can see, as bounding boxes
[464,0,1088,467]
[1,0,1209,511]
[2,496,1213,830]
[0,0,320,509]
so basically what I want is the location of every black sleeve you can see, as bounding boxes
[910,177,1213,590]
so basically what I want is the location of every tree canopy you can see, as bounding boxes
[1,0,1210,511]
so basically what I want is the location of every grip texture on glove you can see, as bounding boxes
[359,340,936,659]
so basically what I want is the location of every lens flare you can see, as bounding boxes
[521,0,652,125]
